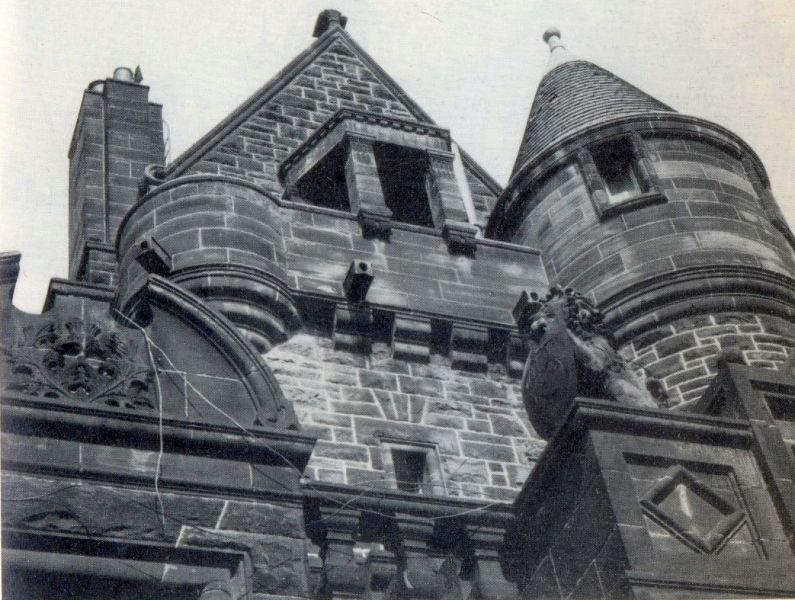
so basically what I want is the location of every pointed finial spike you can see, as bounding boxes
[133,65,143,84]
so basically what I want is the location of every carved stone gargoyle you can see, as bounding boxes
[514,286,658,439]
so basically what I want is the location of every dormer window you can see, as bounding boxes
[578,134,665,219]
[279,109,472,236]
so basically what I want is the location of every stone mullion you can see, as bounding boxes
[425,149,470,226]
[344,133,391,218]
[576,147,611,216]
[628,132,660,193]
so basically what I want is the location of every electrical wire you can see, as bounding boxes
[111,308,515,526]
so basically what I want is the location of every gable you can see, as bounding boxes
[164,28,501,218]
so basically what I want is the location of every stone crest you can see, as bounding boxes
[517,286,658,439]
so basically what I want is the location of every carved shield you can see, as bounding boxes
[521,322,578,440]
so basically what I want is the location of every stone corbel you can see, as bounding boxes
[442,220,478,256]
[464,525,518,600]
[319,508,368,598]
[392,314,432,363]
[385,515,464,600]
[450,323,489,373]
[334,303,374,353]
[363,547,399,600]
[358,206,394,239]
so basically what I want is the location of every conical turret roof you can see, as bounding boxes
[511,29,675,177]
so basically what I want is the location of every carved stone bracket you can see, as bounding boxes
[450,324,489,373]
[358,206,393,239]
[442,220,478,256]
[385,514,463,600]
[333,303,374,353]
[392,314,432,363]
[318,508,368,598]
[465,525,519,600]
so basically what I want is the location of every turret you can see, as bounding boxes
[68,66,164,286]
[489,30,795,405]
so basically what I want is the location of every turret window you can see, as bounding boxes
[590,138,646,204]
[578,134,665,218]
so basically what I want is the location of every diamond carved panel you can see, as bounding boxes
[639,465,745,554]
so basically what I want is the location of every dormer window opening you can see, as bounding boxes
[590,137,647,205]
[373,142,434,227]
[294,145,350,211]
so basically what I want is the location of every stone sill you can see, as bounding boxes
[596,191,667,220]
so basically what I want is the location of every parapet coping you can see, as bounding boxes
[122,173,541,256]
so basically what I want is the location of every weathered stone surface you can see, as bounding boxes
[179,528,310,595]
[218,501,305,538]
[490,414,529,437]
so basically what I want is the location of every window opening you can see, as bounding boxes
[591,138,646,204]
[391,448,430,494]
[295,145,350,211]
[374,142,434,227]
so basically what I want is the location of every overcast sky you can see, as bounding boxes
[1,0,793,312]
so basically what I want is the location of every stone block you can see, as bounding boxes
[313,440,370,463]
[461,441,515,462]
[219,501,305,538]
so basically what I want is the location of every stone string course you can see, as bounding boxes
[266,334,542,501]
[2,472,311,597]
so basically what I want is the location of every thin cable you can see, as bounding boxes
[113,309,513,524]
[0,484,82,502]
[115,310,167,533]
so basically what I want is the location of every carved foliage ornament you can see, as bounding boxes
[1,318,155,411]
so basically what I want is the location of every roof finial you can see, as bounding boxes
[543,27,563,51]
[313,9,348,38]
[542,27,576,72]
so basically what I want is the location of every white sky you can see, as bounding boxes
[1,0,793,312]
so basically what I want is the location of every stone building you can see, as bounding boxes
[2,10,795,600]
